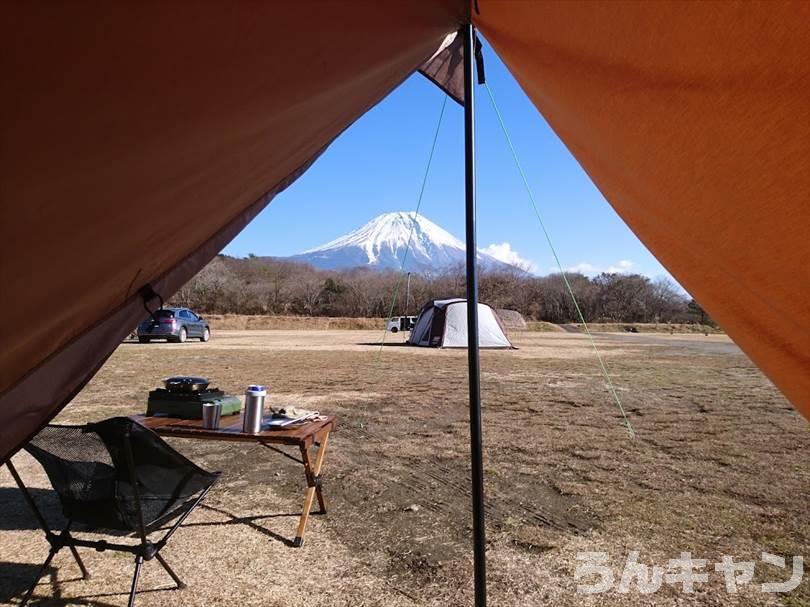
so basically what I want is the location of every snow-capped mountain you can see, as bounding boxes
[286,211,516,272]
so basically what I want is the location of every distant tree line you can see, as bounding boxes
[171,255,714,325]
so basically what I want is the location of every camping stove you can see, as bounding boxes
[146,377,241,419]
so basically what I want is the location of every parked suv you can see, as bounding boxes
[137,307,210,343]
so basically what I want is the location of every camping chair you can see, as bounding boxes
[6,416,220,607]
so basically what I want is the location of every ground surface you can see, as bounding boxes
[1,329,807,606]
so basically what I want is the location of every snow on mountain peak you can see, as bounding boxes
[290,211,514,272]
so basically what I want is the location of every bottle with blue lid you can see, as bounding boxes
[242,385,267,434]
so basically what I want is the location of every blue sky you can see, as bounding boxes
[223,40,675,283]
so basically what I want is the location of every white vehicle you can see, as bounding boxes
[386,316,417,333]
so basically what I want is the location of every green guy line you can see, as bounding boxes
[378,94,448,357]
[484,82,635,439]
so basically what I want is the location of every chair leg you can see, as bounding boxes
[128,555,144,607]
[67,544,90,580]
[19,547,59,607]
[154,553,186,590]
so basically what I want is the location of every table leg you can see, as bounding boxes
[293,430,330,548]
[313,432,328,515]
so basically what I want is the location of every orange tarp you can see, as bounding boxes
[1,1,807,462]
[475,0,810,419]
[0,2,463,461]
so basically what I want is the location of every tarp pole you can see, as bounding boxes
[462,22,487,607]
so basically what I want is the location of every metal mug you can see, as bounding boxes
[242,385,266,434]
[202,402,222,429]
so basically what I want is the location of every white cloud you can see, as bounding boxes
[480,242,538,272]
[560,259,637,276]
[565,262,598,274]
[607,259,636,273]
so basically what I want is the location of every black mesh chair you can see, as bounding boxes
[6,417,220,607]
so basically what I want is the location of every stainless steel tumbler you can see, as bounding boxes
[201,402,222,429]
[242,385,266,433]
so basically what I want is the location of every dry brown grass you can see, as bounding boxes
[204,315,722,335]
[1,330,807,606]
[205,314,386,331]
[570,322,723,334]
[526,321,565,332]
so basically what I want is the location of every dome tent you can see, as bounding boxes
[409,299,512,349]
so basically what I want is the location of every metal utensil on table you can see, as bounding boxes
[242,385,266,434]
[202,402,222,429]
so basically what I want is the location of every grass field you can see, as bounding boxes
[1,329,807,606]
[195,314,722,335]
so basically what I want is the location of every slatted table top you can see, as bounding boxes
[131,414,335,447]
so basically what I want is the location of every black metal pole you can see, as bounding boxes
[462,22,487,607]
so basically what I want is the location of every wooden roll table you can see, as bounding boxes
[131,413,335,547]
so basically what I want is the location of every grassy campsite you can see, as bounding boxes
[2,326,808,606]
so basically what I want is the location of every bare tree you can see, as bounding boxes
[171,254,702,324]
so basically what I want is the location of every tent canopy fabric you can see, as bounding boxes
[0,1,464,463]
[1,1,808,461]
[409,299,513,348]
[474,0,810,417]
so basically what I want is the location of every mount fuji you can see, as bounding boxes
[285,211,518,272]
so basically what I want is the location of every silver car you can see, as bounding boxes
[136,307,210,343]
